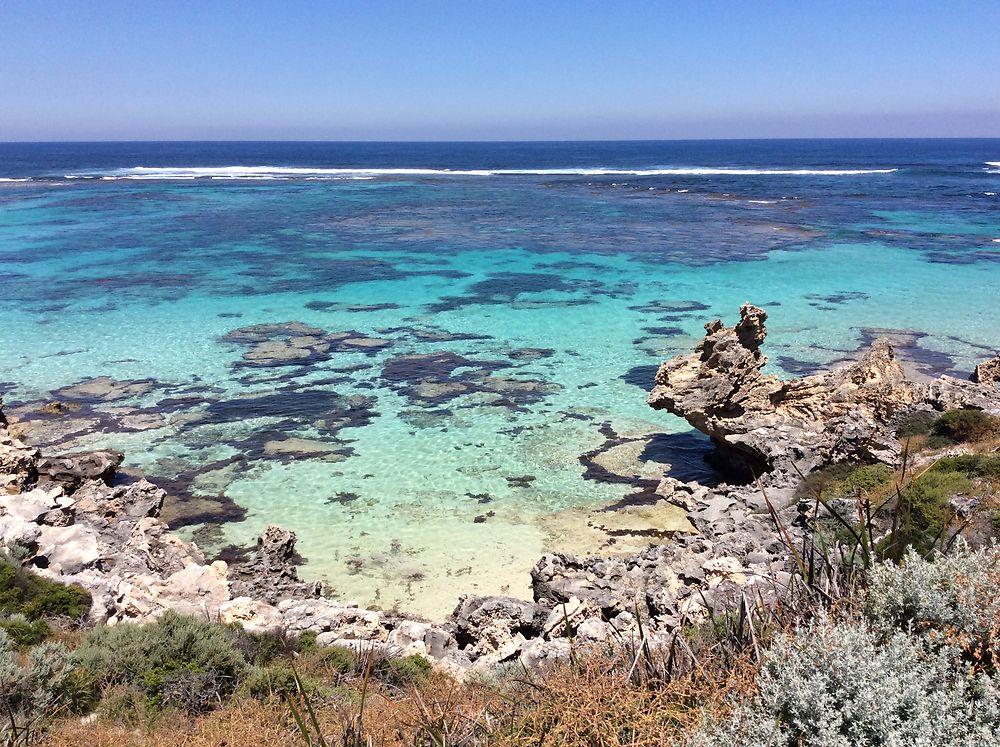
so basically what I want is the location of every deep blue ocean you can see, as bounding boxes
[1,139,998,614]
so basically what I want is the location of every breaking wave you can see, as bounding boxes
[49,165,902,181]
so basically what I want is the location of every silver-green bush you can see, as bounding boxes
[0,628,84,742]
[686,617,1000,746]
[866,543,1000,669]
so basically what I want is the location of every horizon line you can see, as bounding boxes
[3,135,1000,145]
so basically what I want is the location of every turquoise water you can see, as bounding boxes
[1,141,999,615]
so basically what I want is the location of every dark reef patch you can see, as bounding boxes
[380,351,554,407]
[622,364,660,390]
[327,492,360,505]
[857,327,961,378]
[425,272,587,313]
[375,325,493,343]
[505,475,536,488]
[305,301,402,313]
[805,291,870,309]
[641,326,685,336]
[629,300,710,315]
[221,321,393,369]
[507,348,555,361]
[776,356,826,376]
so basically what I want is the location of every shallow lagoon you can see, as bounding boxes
[2,141,999,616]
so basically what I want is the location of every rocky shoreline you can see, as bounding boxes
[2,305,998,676]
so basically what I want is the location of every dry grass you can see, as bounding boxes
[45,649,757,747]
[48,698,297,746]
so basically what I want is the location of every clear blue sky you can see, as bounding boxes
[1,0,998,141]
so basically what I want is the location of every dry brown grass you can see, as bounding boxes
[44,649,756,747]
[478,656,754,747]
[47,698,297,746]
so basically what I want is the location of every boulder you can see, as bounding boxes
[219,597,285,635]
[452,595,541,657]
[972,354,1000,390]
[35,449,124,492]
[0,485,65,523]
[0,431,39,490]
[34,524,101,574]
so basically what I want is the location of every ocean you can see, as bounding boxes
[1,139,998,615]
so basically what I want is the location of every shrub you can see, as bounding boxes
[373,653,432,686]
[932,453,1000,478]
[867,544,1000,673]
[296,629,319,652]
[0,629,95,742]
[933,409,1000,443]
[838,464,893,497]
[896,410,938,438]
[224,625,284,666]
[686,617,1000,746]
[241,665,300,700]
[0,554,91,621]
[76,611,248,712]
[0,614,51,649]
[156,668,223,714]
[797,462,893,501]
[319,644,357,674]
[880,471,971,559]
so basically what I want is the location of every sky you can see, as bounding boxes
[1,1,998,141]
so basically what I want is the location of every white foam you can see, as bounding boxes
[987,162,1000,168]
[54,164,900,181]
[0,177,30,182]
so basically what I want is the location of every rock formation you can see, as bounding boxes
[648,304,1000,485]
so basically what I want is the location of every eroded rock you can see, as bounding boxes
[36,449,124,491]
[648,304,1000,485]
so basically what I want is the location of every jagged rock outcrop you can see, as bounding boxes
[648,304,1000,485]
[972,355,1000,390]
[227,524,325,604]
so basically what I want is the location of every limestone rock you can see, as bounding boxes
[35,524,101,574]
[972,354,1000,390]
[0,485,66,523]
[36,450,124,492]
[0,430,39,490]
[219,597,285,634]
[111,562,231,622]
[452,595,541,657]
[227,525,324,604]
[277,598,388,640]
[648,304,1000,484]
[72,478,165,525]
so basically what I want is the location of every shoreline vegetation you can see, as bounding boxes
[2,304,1000,744]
